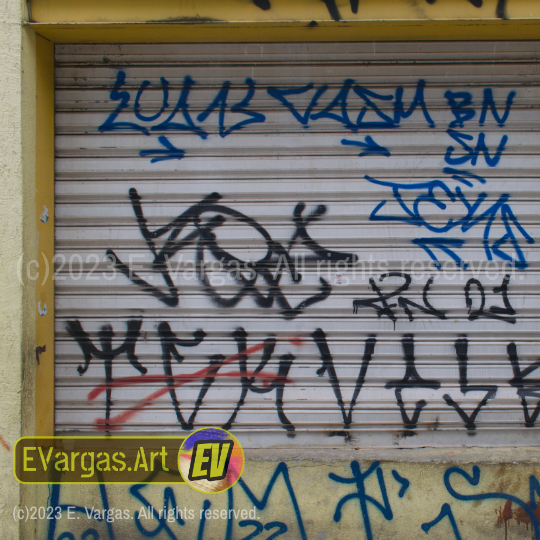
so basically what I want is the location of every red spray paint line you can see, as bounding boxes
[0,435,10,452]
[90,336,304,430]
[95,369,292,430]
[88,336,304,401]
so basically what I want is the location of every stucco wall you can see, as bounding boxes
[0,0,36,539]
[34,448,540,540]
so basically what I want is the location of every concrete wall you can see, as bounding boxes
[35,448,540,540]
[0,1,36,539]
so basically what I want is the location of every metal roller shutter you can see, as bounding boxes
[54,42,540,447]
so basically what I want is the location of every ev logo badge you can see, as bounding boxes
[188,440,234,482]
[178,427,244,494]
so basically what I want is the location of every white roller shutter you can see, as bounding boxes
[54,42,540,447]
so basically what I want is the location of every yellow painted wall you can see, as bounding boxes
[34,35,55,440]
[26,0,540,43]
[0,1,37,539]
[27,0,540,23]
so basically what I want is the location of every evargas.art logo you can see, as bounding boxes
[178,428,244,494]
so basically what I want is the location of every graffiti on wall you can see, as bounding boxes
[67,320,540,433]
[247,0,510,21]
[105,189,355,314]
[54,64,540,436]
[98,73,531,270]
[43,460,540,540]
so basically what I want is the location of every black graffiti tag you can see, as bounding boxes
[108,189,356,319]
[443,336,497,431]
[66,319,145,429]
[252,0,507,20]
[352,272,445,324]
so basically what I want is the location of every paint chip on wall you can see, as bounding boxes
[39,205,49,223]
[38,301,47,316]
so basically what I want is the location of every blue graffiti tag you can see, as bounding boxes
[445,91,475,128]
[237,462,307,540]
[129,484,185,538]
[238,520,288,540]
[444,130,508,167]
[47,481,115,540]
[99,74,437,154]
[366,170,534,269]
[267,83,328,127]
[479,88,516,127]
[531,475,540,510]
[134,78,169,123]
[422,503,463,540]
[329,460,393,540]
[139,135,185,163]
[196,78,266,137]
[393,80,435,128]
[391,469,410,498]
[152,76,207,139]
[99,71,150,136]
[444,465,540,540]
[341,137,391,157]
[99,71,519,171]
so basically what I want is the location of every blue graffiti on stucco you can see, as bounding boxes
[47,461,305,540]
[391,469,410,498]
[237,462,306,540]
[57,531,100,540]
[130,484,185,537]
[197,500,212,540]
[43,461,540,540]
[47,480,116,540]
[422,503,463,540]
[444,465,540,540]
[530,475,540,510]
[329,460,393,540]
[237,520,288,540]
